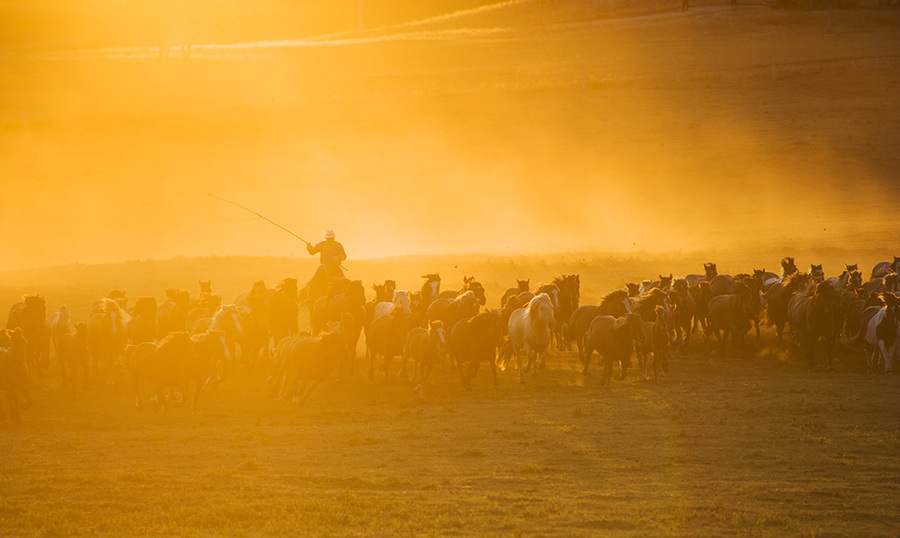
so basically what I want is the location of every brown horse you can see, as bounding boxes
[685,262,717,288]
[0,328,31,423]
[407,320,446,397]
[640,306,671,382]
[765,272,810,341]
[57,322,89,397]
[565,290,632,364]
[552,274,580,351]
[272,331,349,406]
[670,279,695,347]
[128,296,158,345]
[707,282,754,357]
[690,281,711,336]
[581,313,643,387]
[157,289,192,337]
[501,279,530,309]
[787,281,841,370]
[871,257,900,280]
[367,304,409,381]
[6,294,50,375]
[451,311,503,390]
[781,257,799,278]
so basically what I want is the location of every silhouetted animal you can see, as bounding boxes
[272,331,349,406]
[6,294,50,375]
[501,279,530,310]
[787,281,841,370]
[451,311,503,390]
[871,257,900,280]
[707,282,754,357]
[128,296,158,344]
[157,289,191,337]
[581,314,643,387]
[268,278,299,345]
[57,322,89,397]
[640,306,671,381]
[406,320,445,398]
[367,304,409,381]
[0,328,31,423]
[765,272,810,341]
[565,290,632,363]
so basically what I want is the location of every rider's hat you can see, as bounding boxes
[325,230,336,239]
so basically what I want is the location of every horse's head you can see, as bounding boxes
[704,263,718,279]
[347,280,366,305]
[527,293,555,325]
[384,280,397,297]
[659,274,673,290]
[517,279,530,292]
[625,282,641,297]
[782,257,798,277]
[465,279,487,306]
[810,264,824,282]
[421,273,440,284]
[428,320,446,347]
[199,280,212,294]
[845,263,858,274]
[848,270,863,291]
[22,294,47,319]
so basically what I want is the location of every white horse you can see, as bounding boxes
[507,293,555,383]
[372,289,411,323]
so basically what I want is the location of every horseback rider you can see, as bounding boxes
[306,230,346,299]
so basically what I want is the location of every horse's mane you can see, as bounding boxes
[632,288,666,310]
[452,290,476,305]
[599,289,627,308]
[526,293,553,320]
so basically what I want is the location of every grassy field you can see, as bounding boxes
[2,314,899,536]
[3,1,900,535]
[2,251,900,536]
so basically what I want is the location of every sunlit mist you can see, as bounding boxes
[1,1,898,271]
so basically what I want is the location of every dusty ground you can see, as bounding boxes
[1,330,899,537]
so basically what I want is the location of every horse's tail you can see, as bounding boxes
[840,317,868,347]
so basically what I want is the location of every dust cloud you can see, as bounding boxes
[1,1,898,271]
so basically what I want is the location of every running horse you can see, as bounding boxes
[507,293,555,383]
[6,294,50,375]
[565,289,632,364]
[552,274,580,351]
[787,280,841,370]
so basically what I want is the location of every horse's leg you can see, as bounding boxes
[7,391,20,423]
[490,357,498,388]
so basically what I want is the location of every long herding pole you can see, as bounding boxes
[208,193,312,247]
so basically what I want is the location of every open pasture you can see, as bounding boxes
[2,251,900,536]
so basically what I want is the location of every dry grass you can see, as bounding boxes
[2,334,899,536]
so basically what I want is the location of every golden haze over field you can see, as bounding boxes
[4,3,900,537]
[1,1,899,271]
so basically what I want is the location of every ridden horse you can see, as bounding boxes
[581,313,643,387]
[565,290,632,364]
[507,293,555,383]
[0,328,31,423]
[451,311,503,390]
[406,320,446,398]
[501,279,530,310]
[871,257,900,280]
[707,282,754,357]
[6,294,50,375]
[764,272,810,341]
[268,278,299,347]
[367,304,409,381]
[271,331,349,406]
[787,281,841,370]
[670,279,695,347]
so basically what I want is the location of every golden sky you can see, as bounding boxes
[1,1,898,271]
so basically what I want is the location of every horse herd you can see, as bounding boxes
[2,255,899,422]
